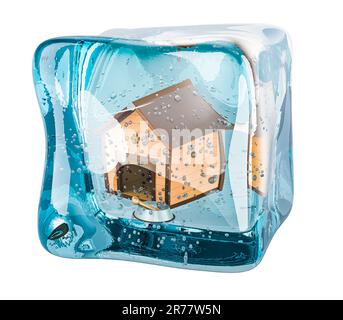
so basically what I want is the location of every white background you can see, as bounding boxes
[0,0,342,300]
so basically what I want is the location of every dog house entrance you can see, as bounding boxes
[117,165,156,202]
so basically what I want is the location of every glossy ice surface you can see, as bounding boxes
[33,25,293,272]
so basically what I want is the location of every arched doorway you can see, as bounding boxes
[117,164,156,201]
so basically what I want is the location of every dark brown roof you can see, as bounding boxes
[113,107,133,123]
[114,79,232,148]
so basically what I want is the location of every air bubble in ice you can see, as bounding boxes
[174,94,182,102]
[183,251,188,264]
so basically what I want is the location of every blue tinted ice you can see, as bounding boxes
[33,25,293,271]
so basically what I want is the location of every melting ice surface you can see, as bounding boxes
[33,25,293,272]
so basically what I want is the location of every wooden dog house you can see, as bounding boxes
[105,79,231,208]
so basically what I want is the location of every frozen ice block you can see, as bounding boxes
[33,25,293,272]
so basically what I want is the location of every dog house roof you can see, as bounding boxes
[114,79,231,148]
